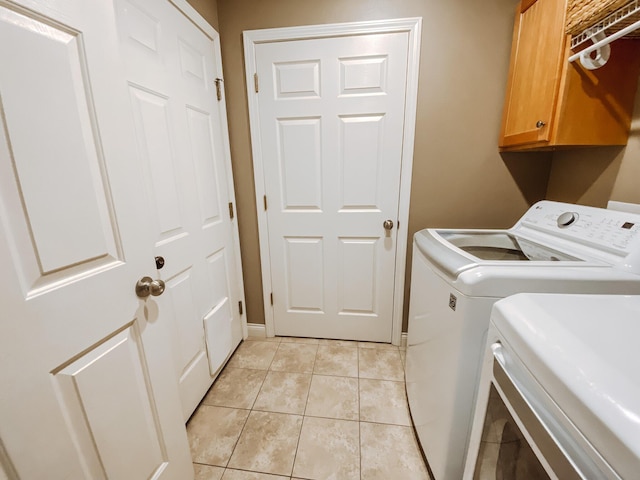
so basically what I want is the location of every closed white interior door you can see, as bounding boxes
[253,30,410,342]
[115,0,243,419]
[0,1,191,478]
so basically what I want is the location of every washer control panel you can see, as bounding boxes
[520,202,640,254]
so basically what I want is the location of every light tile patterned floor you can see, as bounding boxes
[188,337,429,480]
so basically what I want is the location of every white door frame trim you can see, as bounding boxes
[243,17,422,345]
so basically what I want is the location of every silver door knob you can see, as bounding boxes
[383,219,394,231]
[536,120,546,128]
[135,276,166,298]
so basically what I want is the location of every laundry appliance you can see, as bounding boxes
[405,200,640,480]
[464,293,640,479]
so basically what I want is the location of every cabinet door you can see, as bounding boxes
[499,0,567,148]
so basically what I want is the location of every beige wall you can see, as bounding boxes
[547,78,640,207]
[216,0,552,330]
[187,0,219,30]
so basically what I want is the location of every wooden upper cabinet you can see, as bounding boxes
[499,0,640,150]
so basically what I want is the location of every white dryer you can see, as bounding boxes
[464,293,640,479]
[405,200,640,480]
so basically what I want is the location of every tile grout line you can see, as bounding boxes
[359,420,363,480]
[357,346,363,480]
[309,371,358,380]
[250,339,280,409]
[245,340,277,410]
[248,340,314,477]
[303,345,320,417]
[289,343,319,478]
[222,342,273,471]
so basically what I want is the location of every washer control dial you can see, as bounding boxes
[557,211,578,228]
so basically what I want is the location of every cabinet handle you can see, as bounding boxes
[536,120,546,128]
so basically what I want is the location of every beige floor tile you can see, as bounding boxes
[227,411,303,476]
[227,341,279,370]
[222,470,289,480]
[202,367,267,409]
[190,329,423,480]
[305,374,359,420]
[194,464,225,480]
[314,345,358,377]
[292,416,360,480]
[400,349,407,369]
[359,379,411,426]
[358,348,404,381]
[360,422,429,480]
[253,371,312,415]
[318,339,358,347]
[280,336,320,344]
[187,406,249,467]
[358,342,399,350]
[270,343,318,373]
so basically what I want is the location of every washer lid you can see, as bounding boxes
[414,229,584,279]
[492,293,640,479]
[438,231,580,261]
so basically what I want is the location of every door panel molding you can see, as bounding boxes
[52,323,167,480]
[244,18,421,344]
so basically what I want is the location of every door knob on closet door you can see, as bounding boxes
[536,120,546,128]
[135,276,166,298]
[383,219,394,231]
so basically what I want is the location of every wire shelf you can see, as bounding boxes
[571,0,640,48]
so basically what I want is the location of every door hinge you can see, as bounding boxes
[254,73,259,93]
[228,202,234,219]
[214,77,223,101]
[263,195,268,211]
[270,293,273,305]
[238,301,243,315]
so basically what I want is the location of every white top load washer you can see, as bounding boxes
[464,293,640,479]
[405,200,640,480]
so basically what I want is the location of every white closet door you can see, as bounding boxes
[254,32,410,341]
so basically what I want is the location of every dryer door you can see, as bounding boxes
[471,343,620,480]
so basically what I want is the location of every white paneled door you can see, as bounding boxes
[247,22,420,342]
[114,0,243,419]
[0,1,192,479]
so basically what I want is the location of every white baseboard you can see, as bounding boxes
[247,323,406,346]
[247,323,267,338]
